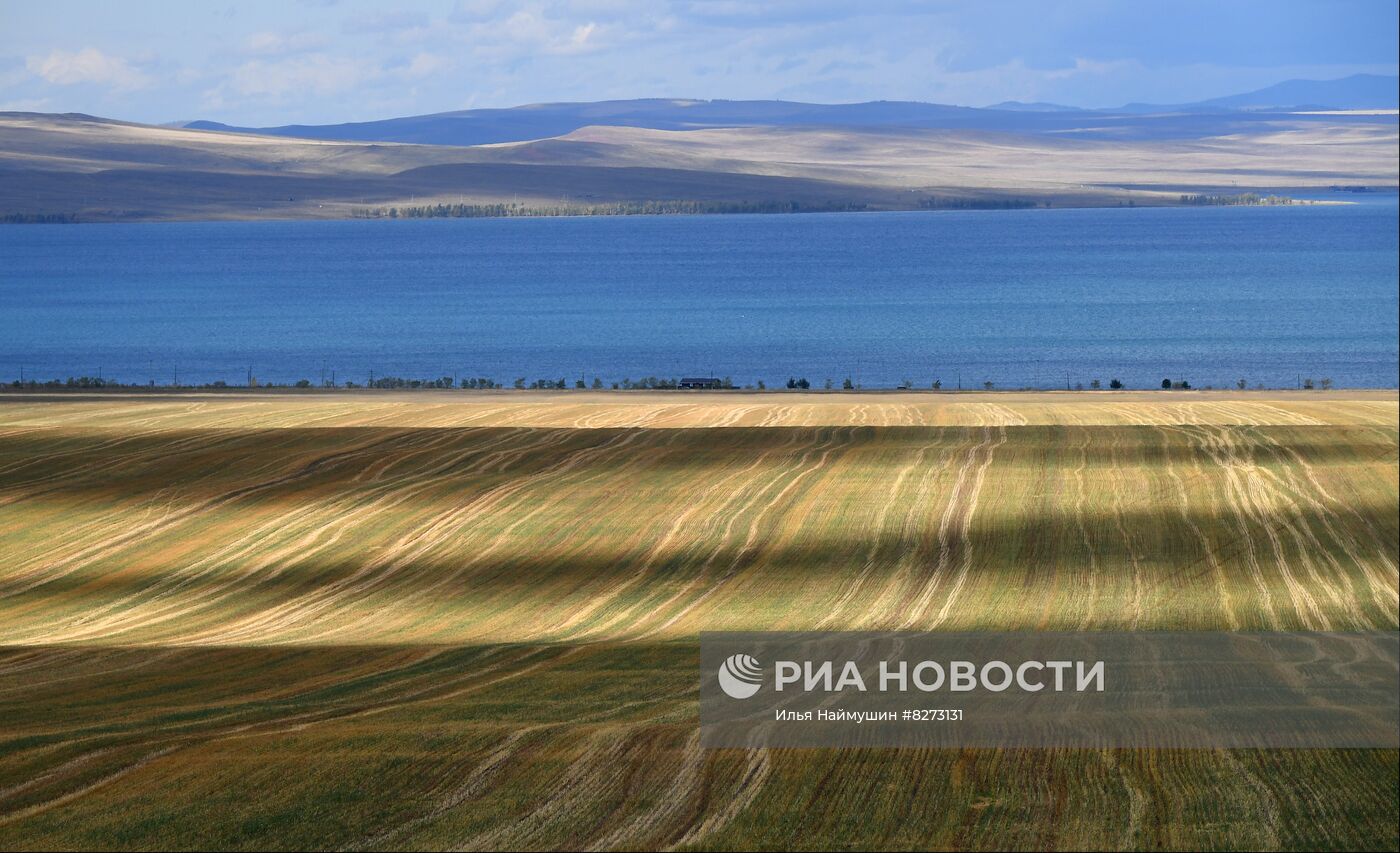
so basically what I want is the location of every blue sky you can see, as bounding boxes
[2,0,1396,125]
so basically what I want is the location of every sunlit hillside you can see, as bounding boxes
[2,110,1395,221]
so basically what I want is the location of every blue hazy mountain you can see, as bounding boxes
[183,99,1051,146]
[1195,74,1397,110]
[983,101,1082,112]
[1117,74,1398,114]
[182,76,1398,147]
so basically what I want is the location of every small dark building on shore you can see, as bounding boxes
[679,377,723,390]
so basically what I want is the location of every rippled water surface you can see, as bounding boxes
[3,198,1396,388]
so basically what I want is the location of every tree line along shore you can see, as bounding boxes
[1,191,1315,225]
[4,374,1347,393]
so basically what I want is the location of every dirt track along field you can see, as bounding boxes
[0,391,1395,850]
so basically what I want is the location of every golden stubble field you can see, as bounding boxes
[0,391,1396,850]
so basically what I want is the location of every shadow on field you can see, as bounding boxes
[1,423,1395,627]
[1,424,1395,502]
[1,640,1397,852]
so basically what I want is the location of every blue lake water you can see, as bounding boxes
[2,199,1397,389]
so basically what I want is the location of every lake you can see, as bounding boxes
[2,198,1396,389]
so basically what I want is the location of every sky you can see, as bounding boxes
[1,0,1397,125]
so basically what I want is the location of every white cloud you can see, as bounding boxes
[243,31,329,57]
[401,52,454,78]
[218,55,379,102]
[25,48,151,90]
[569,22,597,50]
[464,9,612,59]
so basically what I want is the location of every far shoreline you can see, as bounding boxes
[3,188,1383,226]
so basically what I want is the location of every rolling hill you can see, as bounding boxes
[1,99,1396,222]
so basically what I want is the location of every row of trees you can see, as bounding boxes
[917,197,1041,210]
[9,375,114,388]
[4,375,1342,392]
[357,375,494,389]
[611,377,736,390]
[1158,377,1334,390]
[350,199,868,220]
[1178,193,1294,206]
[1,212,79,224]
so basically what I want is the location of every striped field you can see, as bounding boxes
[0,391,1396,849]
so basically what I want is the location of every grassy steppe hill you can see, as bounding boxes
[0,391,1395,850]
[2,111,1396,221]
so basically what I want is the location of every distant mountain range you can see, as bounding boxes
[181,75,1397,147]
[183,98,1078,147]
[984,101,1081,113]
[989,75,1398,114]
[1,74,1394,223]
[1114,73,1399,114]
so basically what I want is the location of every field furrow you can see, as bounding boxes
[0,391,1394,850]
